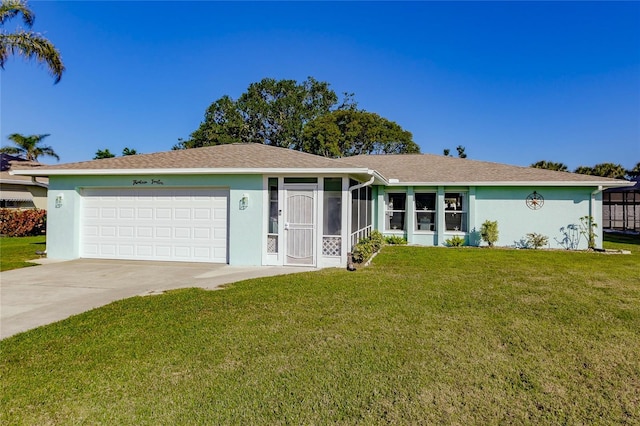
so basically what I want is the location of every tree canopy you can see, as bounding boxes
[530,160,569,172]
[574,162,627,179]
[0,133,59,161]
[0,0,64,83]
[94,149,115,159]
[94,147,138,159]
[176,77,355,150]
[443,146,467,158]
[300,110,419,157]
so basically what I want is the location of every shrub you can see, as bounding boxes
[445,235,465,247]
[526,233,548,249]
[579,216,597,249]
[480,220,499,247]
[0,209,47,237]
[385,235,407,245]
[369,230,385,250]
[352,231,384,264]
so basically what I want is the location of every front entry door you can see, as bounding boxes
[284,186,316,266]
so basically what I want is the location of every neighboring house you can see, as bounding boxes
[0,153,48,209]
[12,144,632,267]
[603,176,640,233]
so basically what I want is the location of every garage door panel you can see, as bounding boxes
[174,208,191,220]
[81,188,228,263]
[119,208,135,219]
[119,226,134,237]
[102,208,117,219]
[138,208,153,219]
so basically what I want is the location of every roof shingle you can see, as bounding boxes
[338,153,626,184]
[10,143,630,187]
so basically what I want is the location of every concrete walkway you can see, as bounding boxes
[1,259,315,339]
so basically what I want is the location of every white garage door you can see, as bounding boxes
[81,188,228,263]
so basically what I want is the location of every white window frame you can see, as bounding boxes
[385,191,407,232]
[444,192,468,232]
[414,192,436,232]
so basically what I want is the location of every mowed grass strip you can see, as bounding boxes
[1,244,639,424]
[0,235,46,271]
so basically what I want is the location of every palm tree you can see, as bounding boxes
[531,160,568,172]
[1,133,59,161]
[0,0,64,83]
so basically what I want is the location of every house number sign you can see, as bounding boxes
[526,191,544,210]
[132,179,164,186]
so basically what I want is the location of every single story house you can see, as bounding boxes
[12,143,632,268]
[1,154,48,209]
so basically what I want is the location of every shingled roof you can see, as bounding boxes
[11,143,632,188]
[339,153,629,186]
[12,143,359,172]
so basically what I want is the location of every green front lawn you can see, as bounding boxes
[0,235,46,271]
[2,243,638,424]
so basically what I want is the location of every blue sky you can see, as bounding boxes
[2,1,639,170]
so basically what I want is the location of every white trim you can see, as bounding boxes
[12,166,629,190]
[383,180,634,188]
[0,178,48,187]
[11,167,371,177]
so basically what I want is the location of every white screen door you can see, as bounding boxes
[284,186,316,266]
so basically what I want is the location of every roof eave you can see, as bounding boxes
[10,167,372,177]
[381,180,634,188]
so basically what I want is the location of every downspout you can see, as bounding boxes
[590,185,603,248]
[348,175,375,193]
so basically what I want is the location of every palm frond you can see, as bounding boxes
[0,0,34,27]
[0,146,24,156]
[4,133,58,161]
[0,30,64,83]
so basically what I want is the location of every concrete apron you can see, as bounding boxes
[0,258,316,340]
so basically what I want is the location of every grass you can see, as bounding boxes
[0,235,46,271]
[1,240,638,424]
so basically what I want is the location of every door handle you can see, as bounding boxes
[284,222,290,230]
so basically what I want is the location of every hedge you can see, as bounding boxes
[0,209,47,237]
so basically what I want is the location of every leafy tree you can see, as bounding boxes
[300,110,419,157]
[592,163,626,179]
[1,133,58,161]
[0,0,64,83]
[627,162,640,178]
[122,147,138,156]
[94,149,115,159]
[574,165,594,175]
[575,163,626,179]
[531,160,568,172]
[176,77,355,150]
[443,146,467,158]
[456,145,467,158]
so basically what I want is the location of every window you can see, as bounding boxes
[268,178,278,233]
[444,192,467,232]
[283,177,317,184]
[323,178,342,235]
[386,192,406,231]
[415,193,436,231]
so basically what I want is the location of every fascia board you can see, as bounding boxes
[383,181,635,188]
[0,178,48,188]
[11,167,372,177]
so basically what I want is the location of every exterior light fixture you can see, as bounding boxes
[240,193,249,210]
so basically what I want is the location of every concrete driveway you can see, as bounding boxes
[1,259,315,339]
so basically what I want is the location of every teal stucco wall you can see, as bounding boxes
[473,186,602,249]
[374,185,602,249]
[46,174,264,265]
